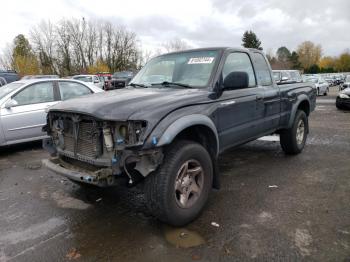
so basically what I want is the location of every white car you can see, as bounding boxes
[307,77,329,96]
[72,74,104,89]
[0,79,103,146]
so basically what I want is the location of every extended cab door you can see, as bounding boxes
[217,52,265,152]
[251,52,281,132]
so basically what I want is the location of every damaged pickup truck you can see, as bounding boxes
[43,47,316,226]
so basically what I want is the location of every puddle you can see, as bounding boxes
[52,191,91,210]
[163,226,205,248]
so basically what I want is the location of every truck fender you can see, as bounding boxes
[157,114,220,189]
[157,114,219,156]
[288,94,310,129]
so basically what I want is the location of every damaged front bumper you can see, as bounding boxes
[42,157,113,187]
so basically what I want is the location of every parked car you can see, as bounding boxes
[340,75,350,91]
[324,77,336,86]
[273,70,303,85]
[0,79,103,146]
[43,47,316,226]
[305,77,329,96]
[96,72,112,90]
[0,70,20,83]
[21,75,60,80]
[0,77,7,87]
[109,71,134,90]
[72,75,104,89]
[336,88,350,110]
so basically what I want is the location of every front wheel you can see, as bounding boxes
[280,110,308,155]
[145,140,213,226]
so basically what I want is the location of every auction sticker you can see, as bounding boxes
[188,57,215,64]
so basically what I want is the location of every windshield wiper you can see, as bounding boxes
[154,81,192,88]
[129,83,149,88]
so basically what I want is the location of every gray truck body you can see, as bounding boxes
[43,47,316,188]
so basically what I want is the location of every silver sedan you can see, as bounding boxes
[0,79,103,146]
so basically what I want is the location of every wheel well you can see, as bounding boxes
[174,125,218,159]
[298,100,310,116]
[173,125,219,189]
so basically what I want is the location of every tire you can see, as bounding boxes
[280,110,308,155]
[324,88,328,96]
[336,102,344,110]
[145,140,213,226]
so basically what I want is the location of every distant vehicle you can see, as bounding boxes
[324,77,336,86]
[336,88,350,110]
[96,72,112,90]
[0,77,7,87]
[273,70,302,85]
[109,71,135,90]
[21,75,59,80]
[0,70,20,83]
[306,77,329,96]
[0,79,103,146]
[72,74,104,89]
[340,75,350,91]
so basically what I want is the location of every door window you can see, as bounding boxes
[13,82,54,106]
[223,52,256,87]
[252,53,273,86]
[59,81,92,100]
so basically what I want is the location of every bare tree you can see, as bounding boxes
[297,41,322,69]
[30,20,57,74]
[162,38,191,53]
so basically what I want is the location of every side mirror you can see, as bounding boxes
[94,80,99,83]
[281,76,289,81]
[223,72,249,90]
[5,99,18,109]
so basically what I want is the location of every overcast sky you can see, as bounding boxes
[1,0,349,57]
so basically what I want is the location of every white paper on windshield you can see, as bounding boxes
[188,57,215,64]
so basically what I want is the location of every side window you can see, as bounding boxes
[223,52,256,87]
[13,82,54,106]
[252,53,273,86]
[59,81,92,100]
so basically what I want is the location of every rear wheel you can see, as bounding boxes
[145,140,213,226]
[280,110,308,155]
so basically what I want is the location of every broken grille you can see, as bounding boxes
[62,119,102,159]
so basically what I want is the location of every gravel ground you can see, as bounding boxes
[0,86,349,262]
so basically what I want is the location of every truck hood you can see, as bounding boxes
[49,87,210,121]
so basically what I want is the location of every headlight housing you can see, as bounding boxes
[339,93,349,99]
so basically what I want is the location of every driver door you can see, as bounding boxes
[217,52,265,151]
[1,81,57,143]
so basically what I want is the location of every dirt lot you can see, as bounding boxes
[0,86,349,262]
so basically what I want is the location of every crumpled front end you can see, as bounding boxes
[43,111,163,187]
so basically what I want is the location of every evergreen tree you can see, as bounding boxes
[289,51,302,70]
[242,30,263,50]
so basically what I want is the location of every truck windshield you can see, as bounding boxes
[131,50,219,88]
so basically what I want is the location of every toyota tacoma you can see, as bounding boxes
[43,47,316,226]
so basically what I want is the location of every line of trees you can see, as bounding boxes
[0,18,142,76]
[242,30,350,73]
[1,24,349,76]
